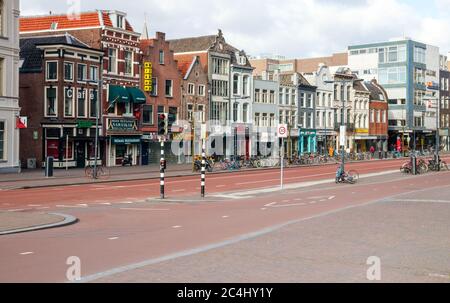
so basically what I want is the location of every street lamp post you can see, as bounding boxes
[87,78,102,180]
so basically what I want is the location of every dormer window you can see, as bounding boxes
[117,15,124,29]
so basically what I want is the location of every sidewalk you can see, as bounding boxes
[0,211,77,235]
[0,164,195,190]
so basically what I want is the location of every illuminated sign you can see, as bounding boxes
[143,62,153,92]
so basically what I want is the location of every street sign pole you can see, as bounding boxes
[281,137,284,189]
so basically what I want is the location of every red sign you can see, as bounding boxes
[278,124,288,138]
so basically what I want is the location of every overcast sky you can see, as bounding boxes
[21,0,450,58]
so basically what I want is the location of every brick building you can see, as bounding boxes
[139,31,182,164]
[20,10,146,167]
[365,80,389,153]
[19,34,103,169]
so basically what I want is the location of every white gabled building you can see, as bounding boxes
[0,0,20,173]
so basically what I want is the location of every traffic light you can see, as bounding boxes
[158,113,168,136]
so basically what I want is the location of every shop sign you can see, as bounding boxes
[107,119,138,132]
[356,128,369,134]
[143,62,153,92]
[299,129,317,136]
[77,120,93,129]
[111,137,141,145]
[439,129,449,136]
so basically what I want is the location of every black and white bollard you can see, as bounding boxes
[201,139,206,198]
[160,139,165,199]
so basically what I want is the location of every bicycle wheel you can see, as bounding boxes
[98,166,110,179]
[347,170,359,184]
[85,166,93,178]
[440,161,449,171]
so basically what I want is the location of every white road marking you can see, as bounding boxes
[294,198,302,201]
[265,202,306,208]
[99,203,112,205]
[222,216,229,219]
[118,201,134,204]
[309,201,317,204]
[8,209,26,212]
[76,204,88,207]
[171,189,186,192]
[56,205,78,208]
[261,208,267,211]
[108,237,119,240]
[28,204,41,207]
[329,196,336,200]
[20,252,34,255]
[172,225,182,229]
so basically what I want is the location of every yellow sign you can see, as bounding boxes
[356,128,369,134]
[143,62,152,92]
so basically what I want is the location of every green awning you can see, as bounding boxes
[126,87,147,104]
[108,85,129,103]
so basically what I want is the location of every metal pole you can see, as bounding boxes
[201,139,206,198]
[340,81,346,172]
[281,137,284,189]
[160,138,165,199]
[436,99,440,171]
[94,83,100,179]
[66,134,69,171]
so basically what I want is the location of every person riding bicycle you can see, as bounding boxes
[336,164,345,183]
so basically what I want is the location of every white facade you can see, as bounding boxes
[424,44,440,131]
[0,0,20,172]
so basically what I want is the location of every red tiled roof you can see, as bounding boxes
[20,11,135,33]
[20,12,101,32]
[177,59,193,78]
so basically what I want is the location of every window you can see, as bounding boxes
[198,85,205,96]
[233,74,239,95]
[0,121,4,160]
[291,89,296,105]
[45,87,57,117]
[117,15,124,29]
[64,87,74,117]
[89,89,98,118]
[124,51,133,75]
[414,47,426,64]
[264,90,272,104]
[212,57,229,75]
[255,113,260,127]
[108,48,117,73]
[212,80,229,97]
[150,77,158,96]
[77,89,86,118]
[187,83,195,95]
[64,62,73,81]
[197,104,205,123]
[159,50,164,65]
[243,103,249,123]
[90,66,98,82]
[262,90,268,103]
[165,80,173,97]
[46,62,58,81]
[243,76,249,96]
[77,64,87,82]
[379,67,407,85]
[306,94,312,108]
[255,89,260,103]
[143,105,153,124]
[233,103,239,122]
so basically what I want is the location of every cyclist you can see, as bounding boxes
[336,164,345,183]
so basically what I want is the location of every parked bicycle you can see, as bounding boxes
[85,163,110,179]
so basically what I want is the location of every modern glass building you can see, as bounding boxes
[348,38,441,152]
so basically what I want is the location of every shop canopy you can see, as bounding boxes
[108,85,130,103]
[126,87,147,104]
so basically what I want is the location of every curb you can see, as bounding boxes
[0,213,78,236]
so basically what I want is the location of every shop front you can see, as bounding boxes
[106,118,142,167]
[316,130,336,155]
[299,129,317,155]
